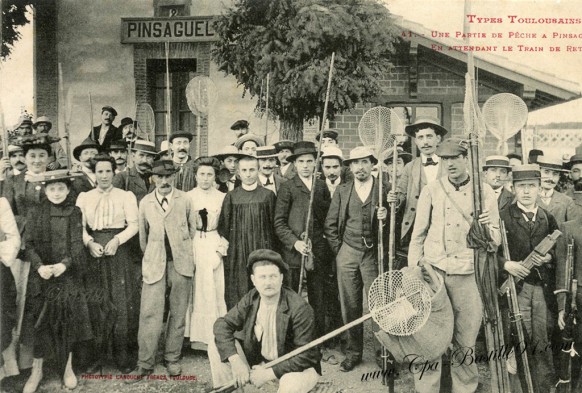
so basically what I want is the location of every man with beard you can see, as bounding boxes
[256,146,286,196]
[169,130,197,192]
[108,141,128,174]
[536,155,581,226]
[274,140,296,180]
[214,145,244,193]
[113,140,157,204]
[564,152,582,197]
[90,106,121,150]
[218,156,277,309]
[319,147,345,197]
[482,155,514,211]
[32,116,68,170]
[71,138,100,194]
[388,117,447,252]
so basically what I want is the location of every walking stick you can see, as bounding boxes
[165,41,171,142]
[89,92,94,142]
[298,52,335,295]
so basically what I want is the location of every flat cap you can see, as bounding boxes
[230,120,249,131]
[435,137,469,157]
[247,249,289,275]
[169,130,194,143]
[101,106,118,117]
[273,140,294,152]
[315,129,339,142]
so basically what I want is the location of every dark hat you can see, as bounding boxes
[273,140,294,152]
[131,140,158,155]
[343,146,378,166]
[537,156,566,172]
[528,149,544,164]
[13,134,59,156]
[482,155,512,171]
[246,249,289,275]
[151,160,178,176]
[213,145,246,161]
[512,164,541,182]
[255,146,279,159]
[405,117,448,138]
[29,169,84,185]
[169,130,194,143]
[73,137,100,161]
[565,154,582,170]
[315,129,339,142]
[119,117,136,129]
[286,141,318,162]
[506,152,522,162]
[382,147,412,165]
[435,137,469,158]
[234,133,264,150]
[32,116,52,130]
[101,106,118,117]
[230,120,249,131]
[107,140,128,152]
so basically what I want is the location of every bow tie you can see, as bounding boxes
[423,157,438,167]
[520,209,535,222]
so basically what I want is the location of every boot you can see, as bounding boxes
[1,340,19,377]
[22,358,43,393]
[63,353,77,389]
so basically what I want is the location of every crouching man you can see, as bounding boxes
[213,249,321,393]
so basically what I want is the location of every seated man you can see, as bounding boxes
[213,249,321,393]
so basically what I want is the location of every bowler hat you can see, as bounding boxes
[383,147,412,165]
[343,146,378,166]
[482,155,512,171]
[315,129,339,142]
[528,149,544,164]
[101,106,118,117]
[213,145,246,161]
[274,140,294,152]
[107,140,128,152]
[565,154,582,170]
[151,160,177,176]
[321,146,344,161]
[169,130,194,143]
[537,156,567,172]
[234,133,264,150]
[435,137,469,158]
[230,120,249,131]
[405,117,448,138]
[512,164,541,182]
[119,117,136,129]
[33,116,52,130]
[286,141,318,162]
[73,137,100,161]
[255,146,279,159]
[247,249,289,275]
[132,140,158,155]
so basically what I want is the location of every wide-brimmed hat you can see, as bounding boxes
[512,164,541,182]
[151,160,177,176]
[169,130,193,143]
[246,249,289,275]
[131,140,158,155]
[101,106,118,117]
[73,137,100,161]
[213,145,246,161]
[274,140,294,152]
[284,141,317,162]
[537,156,566,172]
[230,120,249,131]
[33,116,52,130]
[29,169,84,185]
[255,146,280,160]
[482,155,512,171]
[435,137,469,158]
[405,117,448,138]
[382,147,412,165]
[119,117,136,129]
[107,140,128,152]
[343,146,378,166]
[321,146,344,161]
[234,133,264,150]
[158,140,170,155]
[315,129,339,142]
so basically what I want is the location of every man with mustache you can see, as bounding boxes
[169,130,197,192]
[113,140,157,204]
[89,106,122,150]
[107,140,128,174]
[0,145,27,186]
[536,155,581,226]
[119,117,138,144]
[388,118,447,253]
[564,151,582,197]
[256,146,287,196]
[319,147,346,198]
[32,116,68,170]
[408,137,500,393]
[274,140,296,180]
[482,155,514,211]
[71,138,100,194]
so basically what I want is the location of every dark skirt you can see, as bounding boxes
[1,263,17,357]
[86,229,140,367]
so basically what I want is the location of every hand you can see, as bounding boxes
[294,240,311,256]
[377,207,387,221]
[558,310,566,330]
[47,161,60,170]
[104,237,120,256]
[51,263,67,277]
[477,209,491,225]
[386,190,399,204]
[0,157,11,179]
[228,354,250,388]
[530,252,551,267]
[38,265,53,280]
[88,240,104,258]
[250,365,276,388]
[504,261,530,280]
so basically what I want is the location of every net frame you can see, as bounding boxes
[135,103,155,142]
[358,107,405,155]
[482,93,528,155]
[186,75,218,115]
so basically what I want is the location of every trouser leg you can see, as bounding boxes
[137,273,166,369]
[164,261,191,364]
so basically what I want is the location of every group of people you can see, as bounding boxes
[2,104,582,393]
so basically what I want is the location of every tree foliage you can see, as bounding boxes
[2,1,32,60]
[212,0,400,139]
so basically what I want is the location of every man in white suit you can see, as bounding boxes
[127,160,196,381]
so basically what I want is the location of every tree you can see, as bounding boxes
[212,0,399,140]
[1,0,32,60]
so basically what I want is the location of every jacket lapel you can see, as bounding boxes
[164,190,180,216]
[530,208,547,238]
[509,203,532,234]
[294,176,310,195]
[129,168,147,192]
[276,294,290,358]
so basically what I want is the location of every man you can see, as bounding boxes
[119,117,138,144]
[0,145,27,184]
[127,160,196,381]
[382,147,412,186]
[169,130,197,192]
[319,146,344,198]
[90,106,121,150]
[499,164,558,392]
[536,155,581,226]
[71,137,100,194]
[112,140,157,204]
[324,146,387,372]
[483,155,514,211]
[274,141,332,337]
[213,145,244,193]
[230,119,249,138]
[32,116,68,170]
[213,249,321,393]
[158,141,172,161]
[505,152,523,192]
[407,137,500,393]
[256,146,287,196]
[274,140,296,180]
[564,152,582,197]
[107,140,128,174]
[218,155,277,309]
[315,129,339,149]
[234,133,264,156]
[12,112,33,136]
[390,117,447,251]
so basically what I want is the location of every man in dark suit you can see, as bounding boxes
[213,145,244,193]
[112,140,157,204]
[274,140,296,180]
[71,137,100,194]
[274,141,332,338]
[89,106,121,150]
[482,155,514,211]
[256,146,287,196]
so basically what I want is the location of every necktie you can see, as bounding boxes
[423,157,438,167]
[161,197,168,212]
[330,178,336,185]
[265,177,273,186]
[521,210,535,230]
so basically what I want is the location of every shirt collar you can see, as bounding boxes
[421,153,439,164]
[326,177,341,187]
[258,174,272,183]
[242,182,258,191]
[155,188,173,203]
[298,175,312,189]
[540,188,554,198]
[517,201,538,216]
[97,185,114,194]
[354,176,373,188]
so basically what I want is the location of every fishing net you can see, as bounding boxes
[482,93,528,155]
[135,103,155,142]
[186,75,218,115]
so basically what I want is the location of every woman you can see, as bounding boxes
[76,154,139,373]
[22,171,93,393]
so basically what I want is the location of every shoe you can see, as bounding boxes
[23,358,43,393]
[118,365,134,374]
[339,357,360,372]
[124,367,153,384]
[166,362,181,377]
